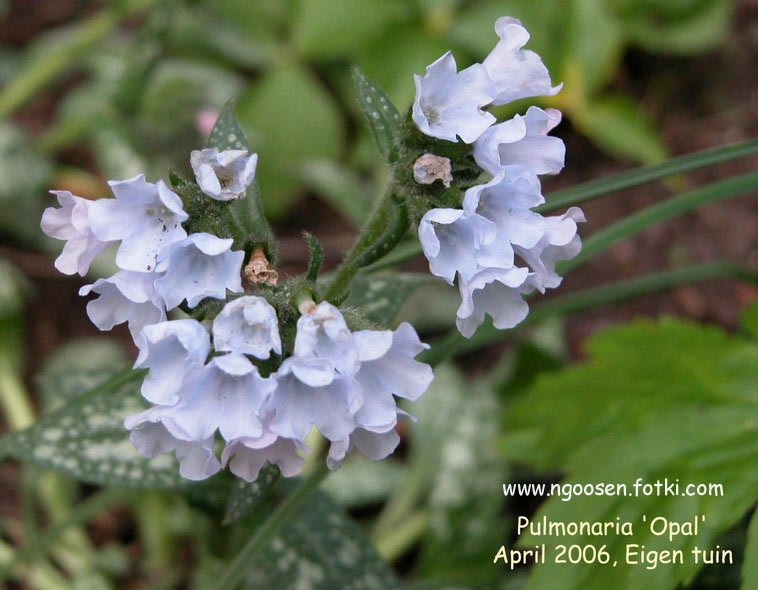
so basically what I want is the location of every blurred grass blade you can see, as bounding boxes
[365,141,758,271]
[423,260,758,366]
[0,0,159,120]
[0,487,128,582]
[540,139,758,213]
[561,171,758,272]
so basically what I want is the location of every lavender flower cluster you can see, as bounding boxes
[42,150,432,481]
[413,17,585,337]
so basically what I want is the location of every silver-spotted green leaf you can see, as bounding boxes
[208,100,250,151]
[501,319,758,590]
[351,67,402,163]
[223,464,280,524]
[206,101,276,255]
[346,273,434,326]
[323,459,405,509]
[244,491,398,590]
[36,338,129,413]
[1,370,198,491]
[413,366,507,585]
[578,95,668,165]
[0,123,53,243]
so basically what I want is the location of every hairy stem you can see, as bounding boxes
[211,463,330,590]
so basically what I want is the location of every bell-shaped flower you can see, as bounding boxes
[134,319,211,405]
[482,17,561,106]
[190,148,258,201]
[160,353,274,443]
[462,172,546,271]
[155,233,244,310]
[125,407,220,481]
[418,208,497,285]
[515,207,585,292]
[89,175,188,273]
[327,428,401,471]
[294,301,359,375]
[456,266,531,338]
[473,107,565,176]
[413,51,496,143]
[222,425,307,482]
[267,355,361,442]
[351,323,433,432]
[212,296,281,360]
[41,191,111,277]
[79,270,166,341]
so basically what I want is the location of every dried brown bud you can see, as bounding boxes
[245,248,278,286]
[413,153,453,188]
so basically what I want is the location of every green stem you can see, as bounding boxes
[374,510,429,562]
[324,191,407,301]
[211,463,330,590]
[422,260,758,366]
[561,172,758,273]
[0,0,158,120]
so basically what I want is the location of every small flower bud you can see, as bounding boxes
[413,153,453,188]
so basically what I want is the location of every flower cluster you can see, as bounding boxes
[42,149,433,482]
[412,17,585,337]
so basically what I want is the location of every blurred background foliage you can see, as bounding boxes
[0,1,755,589]
[0,0,735,234]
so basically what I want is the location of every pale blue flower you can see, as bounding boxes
[515,207,586,291]
[482,17,562,106]
[213,296,282,360]
[222,425,307,482]
[79,270,166,341]
[190,148,258,201]
[473,107,565,176]
[134,319,211,405]
[89,174,188,273]
[155,233,244,310]
[41,191,110,276]
[293,301,359,375]
[418,208,497,285]
[413,51,496,143]
[125,407,221,481]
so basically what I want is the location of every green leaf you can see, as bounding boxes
[502,319,758,590]
[616,0,732,55]
[300,160,373,227]
[36,338,129,413]
[0,123,52,243]
[237,64,345,219]
[207,101,276,256]
[741,301,758,339]
[323,459,405,509]
[743,510,758,590]
[224,464,280,525]
[414,369,507,585]
[346,273,434,326]
[578,95,668,165]
[358,24,449,111]
[563,0,624,94]
[208,99,250,151]
[0,370,211,492]
[292,0,409,61]
[351,67,402,163]
[244,491,398,589]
